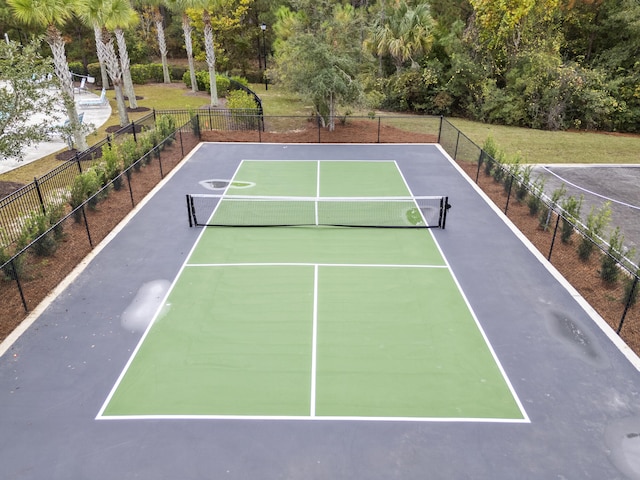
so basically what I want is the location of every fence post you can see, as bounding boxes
[76,153,83,173]
[437,116,443,143]
[126,170,135,207]
[81,206,93,248]
[131,121,137,142]
[453,131,460,160]
[317,115,321,143]
[33,177,47,215]
[377,117,381,143]
[9,258,28,312]
[504,175,514,215]
[618,276,639,334]
[548,213,561,261]
[475,151,483,183]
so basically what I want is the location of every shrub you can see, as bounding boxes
[560,195,583,243]
[539,184,566,231]
[129,64,150,84]
[226,90,258,110]
[0,244,24,280]
[600,227,625,285]
[577,202,611,261]
[69,168,102,220]
[102,144,123,189]
[527,176,545,216]
[119,137,139,170]
[156,115,176,145]
[23,210,58,257]
[515,163,532,203]
[68,61,86,76]
[229,75,249,87]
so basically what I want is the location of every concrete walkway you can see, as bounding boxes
[0,88,112,175]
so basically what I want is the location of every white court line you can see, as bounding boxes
[392,160,531,424]
[97,414,529,423]
[315,160,320,225]
[310,265,319,417]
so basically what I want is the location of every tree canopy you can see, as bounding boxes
[1,0,640,133]
[0,39,63,161]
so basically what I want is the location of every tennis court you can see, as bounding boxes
[98,160,525,421]
[1,143,640,479]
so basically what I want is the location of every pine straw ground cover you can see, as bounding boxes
[1,121,638,359]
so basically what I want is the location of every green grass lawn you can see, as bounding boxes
[2,81,638,185]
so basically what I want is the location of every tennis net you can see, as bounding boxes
[186,194,450,229]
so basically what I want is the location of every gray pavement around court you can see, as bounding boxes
[0,144,639,480]
[0,88,112,175]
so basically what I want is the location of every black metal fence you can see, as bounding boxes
[0,111,187,248]
[0,120,200,337]
[439,118,640,352]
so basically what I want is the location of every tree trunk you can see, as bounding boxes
[93,25,110,89]
[101,29,130,127]
[48,26,88,151]
[203,10,218,106]
[183,15,198,93]
[155,9,171,84]
[115,28,138,109]
[328,91,336,132]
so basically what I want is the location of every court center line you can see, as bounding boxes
[310,264,319,417]
[315,160,320,225]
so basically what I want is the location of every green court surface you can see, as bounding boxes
[99,160,526,421]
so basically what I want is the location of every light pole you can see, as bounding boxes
[260,23,268,90]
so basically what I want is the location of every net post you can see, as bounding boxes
[186,194,194,227]
[440,196,450,229]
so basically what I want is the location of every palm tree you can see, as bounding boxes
[366,0,434,73]
[166,0,200,92]
[105,0,140,109]
[77,0,131,125]
[145,0,172,83]
[8,0,89,151]
[99,27,130,126]
[202,5,218,105]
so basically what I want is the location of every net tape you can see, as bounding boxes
[187,194,450,229]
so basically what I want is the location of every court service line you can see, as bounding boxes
[310,264,319,417]
[392,160,531,424]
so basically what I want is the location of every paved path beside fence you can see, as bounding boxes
[0,89,112,175]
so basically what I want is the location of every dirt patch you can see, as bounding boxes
[0,181,25,199]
